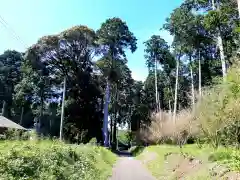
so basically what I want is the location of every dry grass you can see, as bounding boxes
[138,110,199,145]
[137,63,240,148]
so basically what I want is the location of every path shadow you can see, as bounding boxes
[112,150,133,157]
[130,146,145,157]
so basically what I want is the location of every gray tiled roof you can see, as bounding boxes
[0,116,26,130]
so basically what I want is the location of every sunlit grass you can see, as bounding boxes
[0,140,117,180]
[136,145,240,179]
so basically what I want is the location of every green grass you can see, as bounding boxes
[129,145,145,156]
[0,140,117,180]
[136,145,240,180]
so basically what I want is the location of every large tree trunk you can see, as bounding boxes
[111,85,117,147]
[2,86,12,119]
[103,79,110,147]
[39,77,45,132]
[189,55,195,108]
[112,117,117,150]
[218,33,227,78]
[112,86,119,150]
[211,0,227,79]
[166,73,174,117]
[237,0,240,18]
[168,99,172,118]
[20,106,24,125]
[2,100,10,118]
[198,50,202,97]
[110,115,113,145]
[173,54,180,123]
[60,76,66,141]
[154,58,159,111]
[40,94,44,128]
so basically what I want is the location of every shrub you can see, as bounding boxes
[138,110,198,145]
[88,138,98,145]
[137,63,240,149]
[195,63,240,148]
[3,129,29,140]
[118,130,133,145]
[0,140,116,180]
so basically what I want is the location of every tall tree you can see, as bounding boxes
[0,50,23,118]
[96,17,137,148]
[144,35,175,112]
[25,26,103,142]
[186,0,238,79]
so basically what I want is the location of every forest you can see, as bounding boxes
[0,0,240,150]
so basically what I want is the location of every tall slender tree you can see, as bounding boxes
[144,35,175,112]
[96,17,137,147]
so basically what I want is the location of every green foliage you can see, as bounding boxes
[117,130,133,145]
[1,129,33,141]
[208,148,240,171]
[88,138,98,145]
[129,146,145,156]
[4,129,23,140]
[96,17,138,148]
[96,17,137,56]
[144,35,175,72]
[21,25,104,143]
[0,50,23,118]
[195,63,240,148]
[0,140,117,180]
[0,0,239,155]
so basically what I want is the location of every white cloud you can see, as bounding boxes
[131,68,148,82]
[135,29,173,45]
[159,30,174,45]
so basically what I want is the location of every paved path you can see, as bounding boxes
[110,156,156,180]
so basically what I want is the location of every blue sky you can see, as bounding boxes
[0,0,182,81]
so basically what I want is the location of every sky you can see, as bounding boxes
[0,0,183,82]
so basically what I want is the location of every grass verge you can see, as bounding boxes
[0,140,117,180]
[136,145,240,179]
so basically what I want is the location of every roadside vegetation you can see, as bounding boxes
[132,63,240,179]
[128,0,240,178]
[136,145,240,179]
[1,0,240,179]
[0,139,117,180]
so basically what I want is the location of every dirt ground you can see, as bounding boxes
[147,152,240,180]
[110,151,240,180]
[110,156,156,180]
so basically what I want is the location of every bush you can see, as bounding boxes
[129,146,145,156]
[0,129,40,141]
[137,110,198,145]
[195,63,240,148]
[118,130,133,145]
[136,63,240,149]
[0,140,116,180]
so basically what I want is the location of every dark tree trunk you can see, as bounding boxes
[112,85,119,150]
[2,100,11,119]
[110,115,113,145]
[40,88,44,130]
[112,116,117,150]
[20,106,24,125]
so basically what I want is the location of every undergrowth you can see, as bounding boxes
[0,140,117,180]
[136,63,240,150]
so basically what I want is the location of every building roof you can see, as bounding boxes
[0,116,26,130]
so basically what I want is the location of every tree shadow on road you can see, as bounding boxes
[112,150,133,157]
[111,146,146,157]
